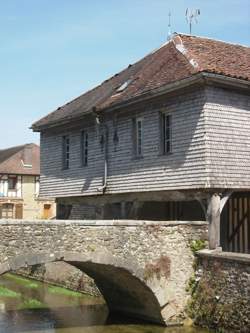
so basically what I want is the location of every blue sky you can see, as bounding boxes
[0,0,249,149]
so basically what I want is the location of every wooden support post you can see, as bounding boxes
[96,204,105,219]
[129,201,142,219]
[121,202,126,219]
[207,193,221,250]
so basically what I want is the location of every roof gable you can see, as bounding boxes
[32,33,250,130]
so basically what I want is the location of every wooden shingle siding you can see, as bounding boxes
[40,89,207,198]
[204,87,250,188]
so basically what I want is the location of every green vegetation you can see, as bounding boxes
[186,239,207,294]
[48,285,83,297]
[189,239,206,254]
[18,298,46,309]
[5,274,39,289]
[0,286,21,298]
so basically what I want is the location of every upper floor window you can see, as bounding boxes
[62,135,70,169]
[81,131,88,166]
[8,176,17,190]
[133,117,143,158]
[161,113,172,154]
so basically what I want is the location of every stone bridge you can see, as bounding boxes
[0,219,207,325]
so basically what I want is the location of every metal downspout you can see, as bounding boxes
[93,109,108,194]
[98,127,108,193]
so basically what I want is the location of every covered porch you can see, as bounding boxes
[56,189,250,254]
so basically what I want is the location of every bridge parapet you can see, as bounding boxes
[0,219,208,325]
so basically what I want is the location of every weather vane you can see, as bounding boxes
[185,8,200,35]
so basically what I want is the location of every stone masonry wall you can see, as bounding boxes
[188,250,250,332]
[16,261,101,296]
[0,219,208,324]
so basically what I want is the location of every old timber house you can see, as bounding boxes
[32,34,250,254]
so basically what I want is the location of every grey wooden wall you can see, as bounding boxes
[39,86,250,199]
[40,89,207,198]
[204,86,250,188]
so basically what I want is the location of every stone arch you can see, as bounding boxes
[0,250,164,324]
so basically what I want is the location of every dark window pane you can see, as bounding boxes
[62,135,70,169]
[162,114,172,154]
[81,131,88,166]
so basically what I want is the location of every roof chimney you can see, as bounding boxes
[22,144,33,168]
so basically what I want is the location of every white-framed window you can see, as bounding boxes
[2,203,14,218]
[161,113,172,154]
[133,117,143,158]
[81,130,88,166]
[62,135,70,169]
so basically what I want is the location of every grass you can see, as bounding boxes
[5,274,39,289]
[0,286,21,298]
[47,285,83,297]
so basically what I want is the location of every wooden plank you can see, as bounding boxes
[239,197,243,253]
[228,198,232,252]
[248,198,250,254]
[243,198,246,253]
[229,210,248,244]
[233,198,237,252]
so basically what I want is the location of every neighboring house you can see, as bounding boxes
[0,143,55,219]
[32,33,250,253]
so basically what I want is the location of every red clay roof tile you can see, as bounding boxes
[32,34,250,130]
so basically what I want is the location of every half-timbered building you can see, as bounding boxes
[0,143,55,219]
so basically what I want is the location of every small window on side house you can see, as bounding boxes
[161,113,172,154]
[81,131,88,166]
[62,135,70,169]
[133,117,143,158]
[8,176,17,190]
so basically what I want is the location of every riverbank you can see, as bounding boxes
[0,273,211,333]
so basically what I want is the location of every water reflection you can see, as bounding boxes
[0,273,210,333]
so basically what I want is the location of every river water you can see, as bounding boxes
[0,273,210,333]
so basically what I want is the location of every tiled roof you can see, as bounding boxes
[0,144,40,175]
[32,33,250,130]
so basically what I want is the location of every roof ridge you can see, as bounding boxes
[0,143,38,151]
[0,144,25,152]
[0,143,40,175]
[175,32,250,49]
[0,146,25,167]
[172,34,200,71]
